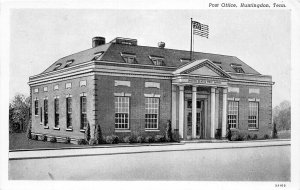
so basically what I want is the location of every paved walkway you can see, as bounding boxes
[9,139,290,160]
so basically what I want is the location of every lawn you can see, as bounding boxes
[9,132,83,150]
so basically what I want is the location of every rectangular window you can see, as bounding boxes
[44,99,48,126]
[40,107,42,123]
[54,98,59,127]
[66,97,72,128]
[80,96,87,129]
[248,102,259,129]
[34,100,38,115]
[227,101,239,129]
[145,98,159,129]
[115,97,129,129]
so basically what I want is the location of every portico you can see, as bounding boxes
[172,59,230,140]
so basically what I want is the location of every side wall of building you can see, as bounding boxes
[95,75,172,139]
[30,75,94,139]
[227,83,272,137]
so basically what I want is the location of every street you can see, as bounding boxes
[9,141,290,181]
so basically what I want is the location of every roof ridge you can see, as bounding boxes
[117,43,237,58]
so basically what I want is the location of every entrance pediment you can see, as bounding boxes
[173,59,231,78]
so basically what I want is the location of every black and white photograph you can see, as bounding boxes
[0,0,299,189]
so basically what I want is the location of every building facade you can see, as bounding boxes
[28,37,273,141]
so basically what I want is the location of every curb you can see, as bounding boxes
[9,141,290,161]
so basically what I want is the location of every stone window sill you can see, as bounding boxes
[248,128,259,131]
[53,127,60,130]
[145,129,160,132]
[66,128,73,132]
[115,129,131,133]
[44,126,49,129]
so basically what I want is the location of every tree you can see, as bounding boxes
[273,100,291,131]
[85,123,91,142]
[9,94,30,133]
[94,124,103,144]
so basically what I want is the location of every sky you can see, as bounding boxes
[9,9,290,107]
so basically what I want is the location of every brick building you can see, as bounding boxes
[28,37,273,142]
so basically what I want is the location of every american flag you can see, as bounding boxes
[192,21,209,38]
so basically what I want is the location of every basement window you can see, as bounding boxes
[231,64,244,73]
[149,56,165,66]
[121,52,137,64]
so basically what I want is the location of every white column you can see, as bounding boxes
[171,85,177,131]
[192,86,197,139]
[210,87,216,139]
[178,85,184,139]
[222,88,228,138]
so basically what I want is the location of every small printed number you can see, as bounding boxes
[275,184,286,187]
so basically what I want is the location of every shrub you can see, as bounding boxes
[49,137,57,143]
[137,136,145,143]
[252,134,258,140]
[172,130,180,142]
[230,133,239,141]
[272,123,278,138]
[85,123,91,142]
[243,134,251,141]
[31,134,38,140]
[165,120,172,142]
[264,134,270,139]
[145,136,154,143]
[106,136,114,144]
[94,124,103,144]
[154,135,165,143]
[215,128,222,139]
[40,135,47,141]
[111,135,119,144]
[123,136,131,143]
[26,127,32,139]
[65,137,71,144]
[89,139,97,145]
[77,138,86,145]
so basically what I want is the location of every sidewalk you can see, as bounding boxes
[9,139,290,160]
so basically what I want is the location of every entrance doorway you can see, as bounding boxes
[185,99,206,139]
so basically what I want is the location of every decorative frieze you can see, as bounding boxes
[115,80,131,87]
[249,88,260,94]
[145,82,160,89]
[80,80,87,87]
[228,87,239,93]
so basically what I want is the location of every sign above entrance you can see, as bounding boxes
[172,77,228,87]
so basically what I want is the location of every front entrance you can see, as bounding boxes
[185,99,206,139]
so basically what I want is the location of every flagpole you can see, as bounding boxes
[190,18,193,61]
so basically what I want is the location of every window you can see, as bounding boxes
[65,59,74,68]
[43,87,48,92]
[93,51,104,60]
[228,101,239,128]
[80,96,87,129]
[213,61,222,69]
[231,64,244,73]
[121,53,136,64]
[66,97,72,128]
[149,56,165,66]
[40,107,42,123]
[115,97,129,129]
[54,98,59,127]
[248,102,259,129]
[145,98,159,129]
[53,63,62,71]
[34,100,38,115]
[44,99,48,126]
[54,85,59,90]
[80,80,87,87]
[34,88,39,93]
[66,83,72,89]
